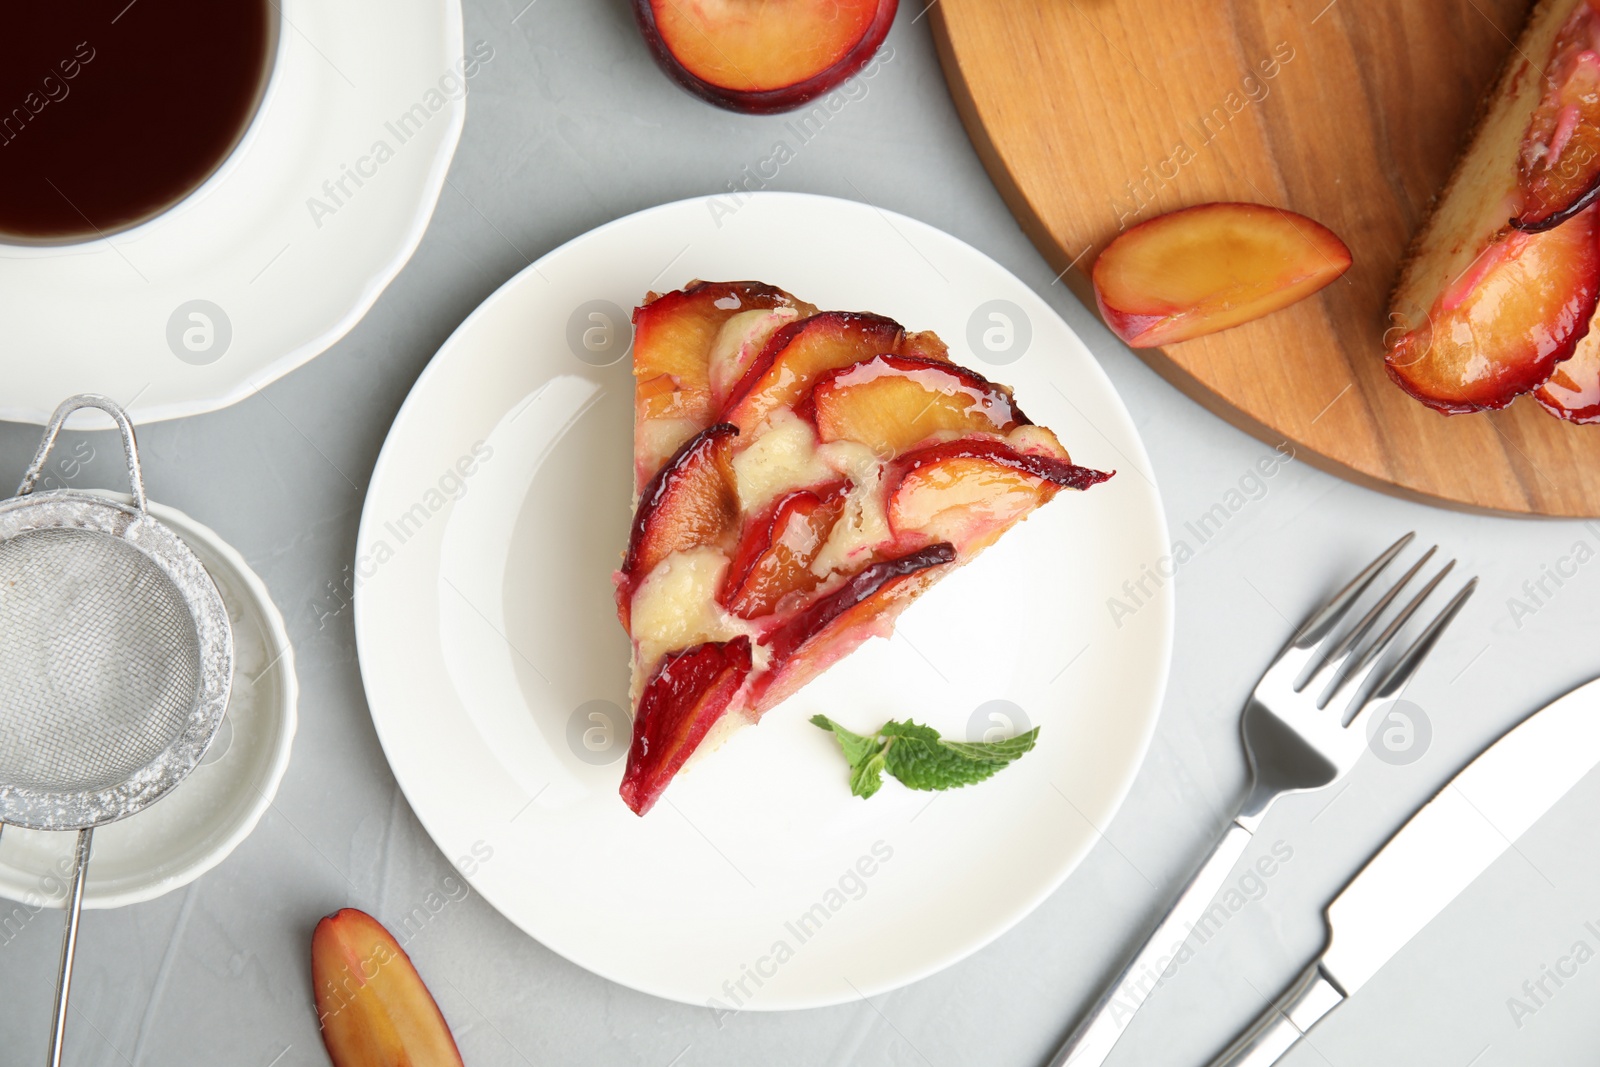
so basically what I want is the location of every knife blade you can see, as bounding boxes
[1206,675,1600,1067]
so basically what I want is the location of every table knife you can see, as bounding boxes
[1206,675,1600,1067]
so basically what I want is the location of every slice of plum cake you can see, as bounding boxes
[614,281,1112,814]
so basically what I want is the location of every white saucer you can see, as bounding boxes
[0,0,466,426]
[0,497,298,909]
[355,192,1174,1008]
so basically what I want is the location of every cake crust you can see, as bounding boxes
[1390,0,1581,330]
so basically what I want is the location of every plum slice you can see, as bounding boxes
[719,311,908,434]
[616,423,740,629]
[1515,3,1600,231]
[1535,318,1600,422]
[808,354,1032,456]
[635,281,805,389]
[719,481,849,620]
[633,280,810,487]
[1091,202,1352,348]
[1386,206,1600,413]
[886,437,1113,554]
[751,544,956,715]
[313,908,463,1067]
[632,0,897,116]
[620,636,753,815]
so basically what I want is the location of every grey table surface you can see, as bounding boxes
[4,3,1600,1065]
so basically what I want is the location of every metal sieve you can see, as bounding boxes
[0,394,232,1067]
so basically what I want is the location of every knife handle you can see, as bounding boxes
[1048,821,1256,1067]
[1206,962,1345,1067]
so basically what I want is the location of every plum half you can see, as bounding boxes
[615,422,741,629]
[886,437,1113,554]
[633,0,898,115]
[621,636,754,815]
[750,544,955,714]
[1387,207,1600,413]
[719,311,909,433]
[633,280,811,488]
[719,481,848,619]
[1514,0,1600,231]
[808,354,1031,455]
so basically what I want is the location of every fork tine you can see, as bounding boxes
[1365,577,1478,704]
[1289,532,1415,652]
[1327,558,1455,716]
[1347,560,1454,680]
[1344,576,1478,732]
[1302,545,1436,697]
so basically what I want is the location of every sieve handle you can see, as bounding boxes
[46,828,91,1067]
[17,394,147,512]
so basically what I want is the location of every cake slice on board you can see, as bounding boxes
[613,280,1112,814]
[1387,0,1600,418]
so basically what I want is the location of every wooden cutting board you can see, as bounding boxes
[930,0,1600,517]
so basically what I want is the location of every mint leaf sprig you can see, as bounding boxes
[810,715,1040,798]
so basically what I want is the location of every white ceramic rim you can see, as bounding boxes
[136,499,299,910]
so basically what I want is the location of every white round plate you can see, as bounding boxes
[355,192,1172,1009]
[0,0,466,426]
[0,497,298,909]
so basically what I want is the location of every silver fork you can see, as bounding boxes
[1049,533,1476,1067]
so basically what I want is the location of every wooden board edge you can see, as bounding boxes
[927,6,1594,520]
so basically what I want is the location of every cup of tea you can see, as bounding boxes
[0,0,283,247]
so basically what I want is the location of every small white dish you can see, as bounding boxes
[0,0,467,426]
[0,497,298,909]
[355,192,1173,1008]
